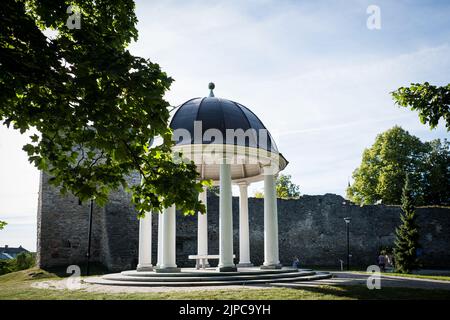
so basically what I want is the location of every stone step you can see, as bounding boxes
[103,270,317,282]
[85,272,332,287]
[120,268,312,278]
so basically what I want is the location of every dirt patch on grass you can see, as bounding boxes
[30,277,266,294]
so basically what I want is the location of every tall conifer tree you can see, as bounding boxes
[394,174,420,273]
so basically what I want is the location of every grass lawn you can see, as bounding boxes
[356,272,450,282]
[0,268,449,300]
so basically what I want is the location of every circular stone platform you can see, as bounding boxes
[84,267,332,287]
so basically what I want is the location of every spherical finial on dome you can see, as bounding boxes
[208,82,215,97]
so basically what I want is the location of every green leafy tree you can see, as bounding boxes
[347,126,428,205]
[0,0,206,216]
[276,174,300,199]
[252,174,300,199]
[392,82,450,131]
[0,221,6,230]
[394,175,420,273]
[253,191,264,199]
[422,139,450,205]
[207,186,220,196]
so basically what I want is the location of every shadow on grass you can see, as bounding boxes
[280,284,450,300]
[301,265,367,272]
[43,262,109,278]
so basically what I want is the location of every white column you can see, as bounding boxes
[156,212,163,268]
[137,212,153,271]
[197,186,209,267]
[262,167,281,269]
[218,161,236,272]
[237,182,253,267]
[156,204,180,272]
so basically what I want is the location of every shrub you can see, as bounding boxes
[14,252,36,270]
[0,260,14,275]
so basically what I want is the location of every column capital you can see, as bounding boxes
[262,162,278,176]
[237,181,249,188]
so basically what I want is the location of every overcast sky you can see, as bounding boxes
[1,0,449,251]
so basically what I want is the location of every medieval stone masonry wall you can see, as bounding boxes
[37,173,450,271]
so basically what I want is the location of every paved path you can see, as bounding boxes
[271,271,450,290]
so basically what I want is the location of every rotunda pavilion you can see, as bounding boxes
[136,83,288,273]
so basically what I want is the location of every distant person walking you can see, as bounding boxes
[385,253,393,271]
[292,256,300,269]
[377,253,386,272]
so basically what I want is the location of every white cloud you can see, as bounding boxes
[0,126,39,250]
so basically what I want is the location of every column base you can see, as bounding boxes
[136,264,153,272]
[260,263,282,270]
[237,262,254,268]
[155,267,181,273]
[217,266,237,272]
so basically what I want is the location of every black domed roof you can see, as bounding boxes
[169,96,278,152]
